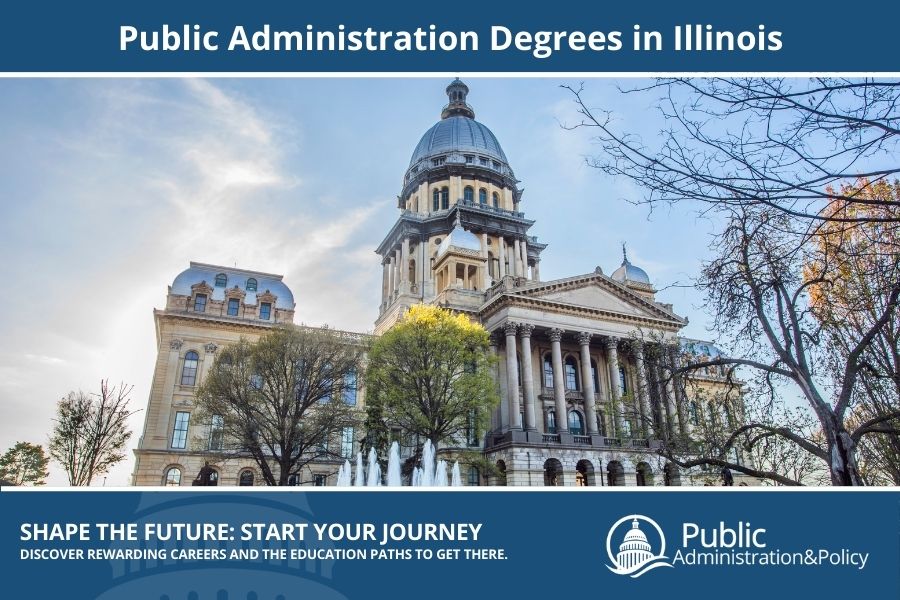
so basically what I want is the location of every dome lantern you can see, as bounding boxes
[611,243,651,285]
[441,78,475,119]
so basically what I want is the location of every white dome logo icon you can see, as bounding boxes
[606,515,674,578]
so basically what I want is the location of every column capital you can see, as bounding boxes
[518,323,535,338]
[547,328,564,343]
[604,336,620,350]
[503,321,519,337]
[576,331,593,346]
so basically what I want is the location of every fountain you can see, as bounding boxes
[336,459,352,486]
[451,462,462,487]
[434,460,448,486]
[333,439,467,487]
[366,447,381,486]
[354,452,365,487]
[386,441,403,487]
[420,440,436,487]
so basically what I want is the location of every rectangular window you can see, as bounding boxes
[227,298,240,316]
[208,414,224,451]
[193,294,207,313]
[171,411,190,449]
[313,474,327,486]
[341,427,354,458]
[259,302,272,320]
[342,371,357,405]
[619,367,628,394]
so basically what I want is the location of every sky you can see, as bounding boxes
[0,77,725,485]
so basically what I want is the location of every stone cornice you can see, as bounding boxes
[479,293,684,332]
[487,270,685,324]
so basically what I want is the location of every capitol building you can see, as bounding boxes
[131,80,751,488]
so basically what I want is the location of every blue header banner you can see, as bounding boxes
[1,0,898,72]
[2,489,897,599]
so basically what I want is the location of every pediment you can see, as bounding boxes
[520,278,674,320]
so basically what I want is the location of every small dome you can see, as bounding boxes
[623,522,650,544]
[437,214,481,257]
[611,245,651,284]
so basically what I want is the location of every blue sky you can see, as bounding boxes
[0,78,723,484]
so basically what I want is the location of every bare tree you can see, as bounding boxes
[195,326,365,486]
[49,381,136,486]
[659,206,899,485]
[563,78,900,224]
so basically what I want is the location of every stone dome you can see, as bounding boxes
[611,245,651,285]
[409,116,508,167]
[403,79,516,190]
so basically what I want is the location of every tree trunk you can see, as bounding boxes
[826,424,863,486]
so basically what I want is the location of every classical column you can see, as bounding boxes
[533,260,541,281]
[605,337,625,435]
[633,341,653,438]
[499,238,507,277]
[513,239,521,277]
[518,324,537,431]
[488,334,503,431]
[520,239,528,280]
[671,348,693,437]
[658,359,678,438]
[387,255,396,298]
[503,322,522,430]
[400,238,410,285]
[577,332,599,435]
[394,248,401,294]
[382,261,390,304]
[548,328,568,433]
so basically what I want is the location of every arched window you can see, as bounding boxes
[543,458,562,487]
[564,356,579,390]
[208,469,219,486]
[246,278,257,292]
[546,409,557,433]
[464,186,474,202]
[239,470,254,486]
[181,351,199,386]
[479,188,487,204]
[441,187,449,210]
[288,474,299,486]
[214,273,227,287]
[689,401,700,426]
[543,355,553,388]
[467,466,480,486]
[163,467,182,486]
[568,410,584,435]
[492,192,499,208]
[433,189,440,211]
[636,463,653,486]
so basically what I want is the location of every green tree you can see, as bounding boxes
[0,442,50,486]
[365,305,499,453]
[49,381,136,486]
[195,326,364,486]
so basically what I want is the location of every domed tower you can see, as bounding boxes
[375,80,546,333]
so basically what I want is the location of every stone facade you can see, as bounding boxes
[131,80,756,487]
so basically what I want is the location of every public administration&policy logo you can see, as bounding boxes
[606,515,673,578]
